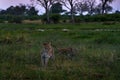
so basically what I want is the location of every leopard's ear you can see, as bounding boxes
[43,42,47,45]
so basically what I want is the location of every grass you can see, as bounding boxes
[0,23,120,80]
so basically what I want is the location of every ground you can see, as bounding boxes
[0,22,120,80]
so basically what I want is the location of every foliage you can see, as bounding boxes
[0,5,38,16]
[50,2,65,14]
[50,14,60,23]
[36,0,57,23]
[26,6,38,16]
[75,1,89,15]
[0,13,120,24]
[100,0,114,14]
[9,16,23,23]
[74,14,120,22]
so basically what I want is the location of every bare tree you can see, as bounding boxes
[104,4,113,13]
[30,0,36,7]
[87,0,96,15]
[75,0,89,15]
[94,3,102,14]
[32,0,57,23]
[59,0,79,23]
[75,2,83,15]
[100,0,114,14]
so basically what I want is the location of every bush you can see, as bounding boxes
[50,14,60,23]
[25,16,41,20]
[0,13,120,24]
[73,14,120,22]
[9,16,23,23]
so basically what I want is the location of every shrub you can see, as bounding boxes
[50,14,60,23]
[25,16,40,20]
[9,16,23,23]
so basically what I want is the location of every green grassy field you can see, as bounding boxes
[0,23,120,80]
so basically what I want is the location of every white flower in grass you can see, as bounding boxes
[62,29,70,32]
[37,29,45,32]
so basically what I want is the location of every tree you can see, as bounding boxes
[59,0,79,23]
[33,0,57,23]
[14,5,26,15]
[0,10,6,15]
[104,4,113,13]
[94,4,102,14]
[115,10,120,14]
[100,0,113,14]
[50,2,65,14]
[26,0,38,16]
[27,6,38,16]
[75,0,89,15]
[0,4,38,16]
[5,5,26,16]
[87,0,96,15]
[50,2,65,23]
[94,2,112,14]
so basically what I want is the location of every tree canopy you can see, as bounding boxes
[0,4,38,16]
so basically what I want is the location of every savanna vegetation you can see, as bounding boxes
[0,0,120,80]
[0,23,120,80]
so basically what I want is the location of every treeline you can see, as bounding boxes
[0,4,38,16]
[29,0,120,23]
[0,13,120,24]
[0,4,39,23]
[0,0,120,24]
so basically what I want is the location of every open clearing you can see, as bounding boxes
[0,23,120,80]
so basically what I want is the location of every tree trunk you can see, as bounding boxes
[45,8,50,24]
[102,1,107,14]
[71,4,74,23]
[102,3,105,14]
[89,6,93,15]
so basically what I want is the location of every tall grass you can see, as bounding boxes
[0,23,120,80]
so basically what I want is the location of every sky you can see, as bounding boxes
[0,0,120,14]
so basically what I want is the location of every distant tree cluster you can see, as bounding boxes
[0,4,39,23]
[0,0,120,24]
[0,4,38,16]
[31,0,115,23]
